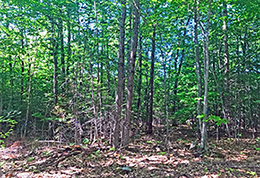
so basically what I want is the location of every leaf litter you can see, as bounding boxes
[0,125,259,178]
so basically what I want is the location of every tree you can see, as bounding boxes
[199,0,211,152]
[122,0,140,147]
[147,24,156,134]
[194,0,202,132]
[223,1,231,137]
[0,0,259,154]
[114,0,126,149]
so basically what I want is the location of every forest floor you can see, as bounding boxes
[0,125,260,178]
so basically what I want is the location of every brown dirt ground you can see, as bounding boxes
[0,125,260,178]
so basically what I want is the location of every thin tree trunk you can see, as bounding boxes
[0,62,3,116]
[90,61,98,143]
[21,59,24,103]
[194,0,202,132]
[105,39,112,95]
[147,25,156,134]
[94,1,101,123]
[67,7,71,77]
[144,67,149,127]
[223,1,231,137]
[136,36,143,122]
[8,61,13,110]
[172,48,179,121]
[122,0,140,147]
[124,7,132,102]
[172,19,189,115]
[59,12,65,81]
[114,0,126,149]
[161,42,169,154]
[199,0,211,153]
[51,19,58,105]
[23,59,32,138]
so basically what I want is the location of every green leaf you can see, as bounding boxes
[83,138,89,144]
[197,114,205,119]
[27,157,35,162]
[110,147,115,151]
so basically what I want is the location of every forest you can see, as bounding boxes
[0,0,260,177]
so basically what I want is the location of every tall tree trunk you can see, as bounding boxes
[144,66,150,127]
[160,41,169,153]
[124,7,132,102]
[67,7,71,77]
[90,61,98,143]
[58,12,65,81]
[105,39,112,95]
[136,36,143,122]
[199,0,211,153]
[8,61,13,110]
[172,19,189,117]
[223,1,231,137]
[122,0,140,147]
[94,1,101,120]
[114,0,126,149]
[147,25,156,134]
[0,62,3,116]
[51,19,58,105]
[172,48,179,121]
[194,0,202,132]
[23,59,32,138]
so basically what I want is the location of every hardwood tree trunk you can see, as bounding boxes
[122,0,140,147]
[51,19,58,105]
[172,19,189,114]
[136,36,143,122]
[58,12,65,81]
[223,1,231,137]
[114,0,126,149]
[199,0,211,153]
[147,25,156,134]
[194,0,202,132]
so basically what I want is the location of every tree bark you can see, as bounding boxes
[122,0,140,147]
[194,0,202,132]
[136,36,143,122]
[161,40,169,153]
[51,19,58,105]
[58,11,65,80]
[172,19,189,117]
[199,0,211,152]
[223,1,231,137]
[114,0,126,149]
[67,7,71,77]
[147,25,156,134]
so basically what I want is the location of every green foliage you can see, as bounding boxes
[27,157,35,162]
[157,152,166,155]
[0,0,259,148]
[43,151,50,156]
[197,114,228,126]
[110,147,115,151]
[83,138,90,144]
[256,137,260,144]
[247,171,257,177]
[0,111,18,146]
